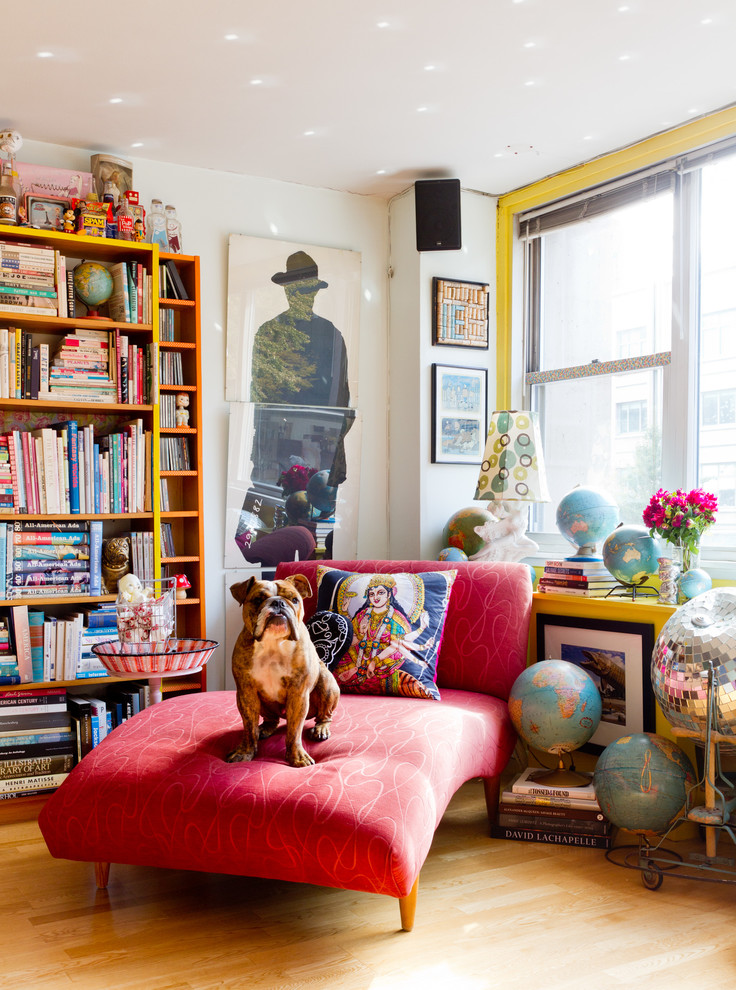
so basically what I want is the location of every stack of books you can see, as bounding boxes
[537,558,619,597]
[0,686,74,798]
[491,767,613,849]
[0,240,58,316]
[2,520,102,599]
[41,328,117,404]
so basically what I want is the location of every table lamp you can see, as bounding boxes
[473,409,550,562]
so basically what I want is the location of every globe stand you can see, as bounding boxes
[532,755,592,788]
[606,579,658,600]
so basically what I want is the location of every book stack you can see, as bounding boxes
[0,687,74,798]
[0,617,19,685]
[0,240,58,316]
[491,767,612,849]
[4,520,102,599]
[41,328,117,404]
[537,558,619,597]
[77,605,118,680]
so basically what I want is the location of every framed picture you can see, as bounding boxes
[536,613,655,751]
[431,363,487,464]
[432,276,489,348]
[24,194,69,231]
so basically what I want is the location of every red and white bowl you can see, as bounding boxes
[91,639,218,675]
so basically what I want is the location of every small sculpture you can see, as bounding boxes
[63,209,75,233]
[175,393,190,427]
[101,536,131,594]
[470,504,539,564]
[175,574,191,600]
[165,204,182,253]
[117,572,145,602]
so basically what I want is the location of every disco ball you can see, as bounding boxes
[651,588,736,739]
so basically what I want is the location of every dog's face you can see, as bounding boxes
[230,575,312,643]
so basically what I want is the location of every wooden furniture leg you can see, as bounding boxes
[95,862,110,888]
[483,775,501,825]
[399,878,418,931]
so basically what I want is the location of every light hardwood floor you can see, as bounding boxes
[2,778,736,990]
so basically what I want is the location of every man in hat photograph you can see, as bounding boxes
[250,250,350,408]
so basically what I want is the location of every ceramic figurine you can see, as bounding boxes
[175,392,190,426]
[175,574,191,600]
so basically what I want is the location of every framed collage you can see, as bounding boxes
[431,364,487,464]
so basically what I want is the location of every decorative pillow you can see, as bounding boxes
[305,610,351,671]
[316,567,458,700]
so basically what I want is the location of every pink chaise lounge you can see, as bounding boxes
[39,559,532,930]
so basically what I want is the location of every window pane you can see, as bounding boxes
[538,195,673,371]
[699,157,736,544]
[532,368,663,532]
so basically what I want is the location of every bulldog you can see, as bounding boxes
[227,575,340,767]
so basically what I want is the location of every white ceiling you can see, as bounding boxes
[6,0,736,200]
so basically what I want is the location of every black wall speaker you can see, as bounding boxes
[415,178,462,251]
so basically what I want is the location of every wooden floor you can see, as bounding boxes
[3,779,736,990]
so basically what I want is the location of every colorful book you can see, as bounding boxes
[8,606,32,683]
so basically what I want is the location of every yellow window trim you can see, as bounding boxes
[495,104,736,407]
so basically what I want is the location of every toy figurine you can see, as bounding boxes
[165,204,182,253]
[16,206,28,226]
[63,209,75,233]
[175,574,191,600]
[148,199,168,248]
[175,393,190,427]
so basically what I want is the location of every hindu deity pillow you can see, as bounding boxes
[316,567,458,700]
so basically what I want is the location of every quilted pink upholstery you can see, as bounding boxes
[39,561,532,909]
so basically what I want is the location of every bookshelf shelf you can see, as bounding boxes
[0,231,207,802]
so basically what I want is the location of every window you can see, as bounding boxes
[520,138,736,552]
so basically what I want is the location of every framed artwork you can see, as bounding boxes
[24,194,69,231]
[536,613,656,751]
[224,402,362,569]
[431,364,487,464]
[225,234,361,406]
[432,277,489,349]
[15,162,94,202]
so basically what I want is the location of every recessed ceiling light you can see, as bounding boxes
[131,142,143,148]
[250,78,263,85]
[523,41,535,48]
[109,97,123,104]
[583,135,593,141]
[619,54,631,61]
[377,20,389,28]
[424,64,436,71]
[618,4,630,10]
[688,108,699,115]
[701,17,713,24]
[224,33,238,40]
[304,129,315,136]
[416,106,428,112]
[36,51,53,58]
[524,79,535,86]
[376,169,387,175]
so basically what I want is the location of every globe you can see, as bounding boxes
[651,588,736,739]
[305,470,337,515]
[442,506,496,558]
[556,486,619,558]
[284,490,311,525]
[508,659,602,756]
[602,524,662,588]
[678,567,712,601]
[594,733,695,836]
[73,261,113,317]
[438,546,468,562]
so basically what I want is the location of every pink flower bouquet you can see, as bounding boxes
[643,487,717,562]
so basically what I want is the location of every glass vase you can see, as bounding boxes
[657,556,680,604]
[672,538,700,603]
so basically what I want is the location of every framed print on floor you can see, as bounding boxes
[431,364,487,464]
[536,613,655,751]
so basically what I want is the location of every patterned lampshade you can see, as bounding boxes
[474,410,550,503]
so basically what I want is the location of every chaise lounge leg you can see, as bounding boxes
[483,775,501,826]
[95,862,110,888]
[399,878,418,931]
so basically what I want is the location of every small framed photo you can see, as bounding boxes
[431,363,487,464]
[536,613,656,751]
[432,276,489,349]
[25,194,69,231]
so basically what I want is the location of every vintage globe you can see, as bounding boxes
[594,733,695,836]
[508,659,602,755]
[678,567,712,601]
[556,486,619,557]
[602,524,662,588]
[438,546,468,562]
[651,588,736,739]
[442,506,496,558]
[305,470,337,515]
[73,261,113,315]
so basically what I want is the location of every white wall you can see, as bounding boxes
[388,187,497,560]
[20,141,390,689]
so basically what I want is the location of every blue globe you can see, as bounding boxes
[508,659,602,756]
[678,567,712,600]
[556,486,619,557]
[73,261,113,313]
[306,470,337,515]
[602,524,662,587]
[438,546,468,562]
[594,733,695,836]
